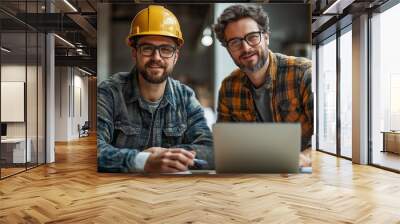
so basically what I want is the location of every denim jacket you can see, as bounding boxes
[97,68,214,172]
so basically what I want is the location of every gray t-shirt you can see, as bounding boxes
[251,82,273,122]
[141,97,162,145]
[142,97,162,114]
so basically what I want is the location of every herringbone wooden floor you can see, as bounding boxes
[1,134,400,224]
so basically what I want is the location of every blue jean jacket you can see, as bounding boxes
[97,68,214,172]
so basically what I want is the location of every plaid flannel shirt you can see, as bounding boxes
[217,50,313,150]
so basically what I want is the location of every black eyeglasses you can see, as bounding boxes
[225,31,264,51]
[136,44,177,58]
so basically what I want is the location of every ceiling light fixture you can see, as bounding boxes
[78,67,92,76]
[201,36,213,47]
[1,47,11,53]
[63,0,78,12]
[54,34,75,48]
[323,0,341,14]
[201,27,213,47]
[322,0,354,15]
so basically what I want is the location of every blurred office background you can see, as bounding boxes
[97,3,311,129]
[0,0,97,179]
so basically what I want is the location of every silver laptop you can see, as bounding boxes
[213,123,301,173]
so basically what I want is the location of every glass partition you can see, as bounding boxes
[371,3,400,171]
[317,36,337,155]
[0,0,46,179]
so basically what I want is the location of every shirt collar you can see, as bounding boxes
[267,49,277,82]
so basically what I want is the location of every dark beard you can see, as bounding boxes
[237,49,268,74]
[138,60,170,84]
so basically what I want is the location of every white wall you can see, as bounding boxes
[72,72,89,138]
[55,67,89,141]
[1,82,25,122]
[1,65,26,81]
[1,65,38,138]
[55,66,68,141]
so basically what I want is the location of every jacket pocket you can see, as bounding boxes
[162,124,186,147]
[114,121,141,148]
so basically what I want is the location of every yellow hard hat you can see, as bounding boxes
[126,5,184,47]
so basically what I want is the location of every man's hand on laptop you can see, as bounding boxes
[144,147,195,173]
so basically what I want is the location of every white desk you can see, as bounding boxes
[1,138,31,163]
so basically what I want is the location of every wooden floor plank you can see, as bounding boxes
[0,134,399,223]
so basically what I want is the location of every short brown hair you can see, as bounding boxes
[213,4,271,46]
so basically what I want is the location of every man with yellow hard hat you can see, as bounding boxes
[97,5,213,173]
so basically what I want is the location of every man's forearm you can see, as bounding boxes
[97,137,143,173]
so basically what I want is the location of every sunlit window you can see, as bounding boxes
[371,2,400,170]
[317,37,337,154]
[340,29,352,158]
